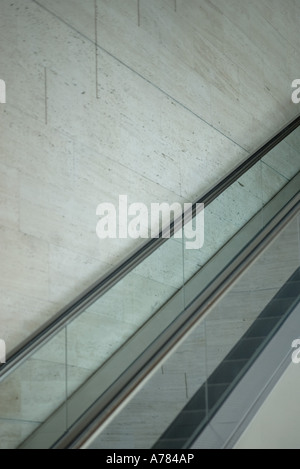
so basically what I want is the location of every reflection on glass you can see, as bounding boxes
[0,330,67,449]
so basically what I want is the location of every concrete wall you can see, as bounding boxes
[0,0,300,352]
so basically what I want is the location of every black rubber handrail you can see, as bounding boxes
[1,114,300,379]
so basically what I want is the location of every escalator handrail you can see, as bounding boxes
[1,114,300,379]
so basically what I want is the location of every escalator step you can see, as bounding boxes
[154,438,188,449]
[207,359,248,385]
[227,337,265,361]
[162,410,206,440]
[245,316,281,338]
[185,384,230,411]
[260,297,296,318]
[277,281,300,299]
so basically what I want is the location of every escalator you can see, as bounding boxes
[154,267,300,449]
[0,116,300,449]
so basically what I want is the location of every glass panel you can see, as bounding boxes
[0,330,67,449]
[261,160,290,205]
[261,138,300,182]
[183,162,264,299]
[66,235,185,401]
